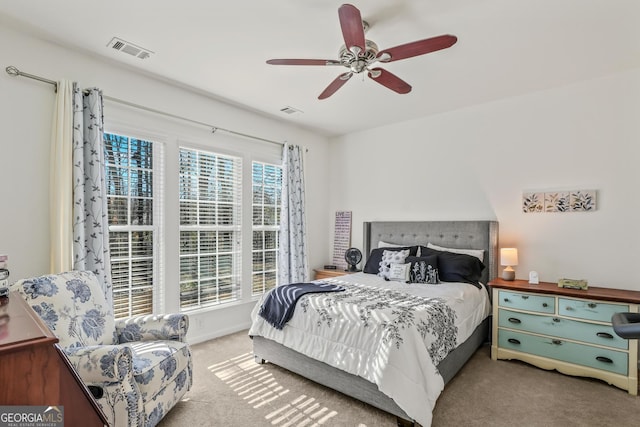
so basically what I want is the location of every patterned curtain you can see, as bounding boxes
[278,144,309,285]
[72,85,113,306]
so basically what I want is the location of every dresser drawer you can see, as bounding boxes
[497,290,555,313]
[498,309,628,350]
[559,298,629,323]
[498,330,628,375]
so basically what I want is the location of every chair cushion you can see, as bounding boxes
[129,340,191,401]
[12,271,117,347]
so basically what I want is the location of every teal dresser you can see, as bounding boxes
[491,279,640,395]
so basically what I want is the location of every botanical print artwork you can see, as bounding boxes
[524,190,597,213]
[545,192,570,212]
[570,190,597,211]
[522,192,544,213]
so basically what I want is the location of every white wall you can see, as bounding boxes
[0,24,331,343]
[329,68,640,291]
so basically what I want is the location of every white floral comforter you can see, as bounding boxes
[249,272,491,426]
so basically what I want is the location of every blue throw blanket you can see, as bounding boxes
[259,282,345,330]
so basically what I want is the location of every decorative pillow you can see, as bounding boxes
[378,240,404,249]
[387,263,411,282]
[426,243,485,262]
[406,255,440,284]
[420,247,485,288]
[363,246,418,274]
[378,249,410,279]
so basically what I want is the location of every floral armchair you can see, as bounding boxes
[11,270,192,427]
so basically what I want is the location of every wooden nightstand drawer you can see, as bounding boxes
[498,329,628,376]
[497,290,555,314]
[559,298,629,323]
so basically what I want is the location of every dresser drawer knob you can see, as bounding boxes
[596,356,613,364]
[588,303,597,309]
[596,332,614,339]
[507,338,521,345]
[552,339,563,345]
[521,295,529,300]
[508,317,521,324]
[503,298,510,303]
[552,318,560,323]
[565,306,573,311]
[542,303,548,307]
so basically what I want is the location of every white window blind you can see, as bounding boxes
[251,161,282,295]
[179,147,243,309]
[104,132,159,318]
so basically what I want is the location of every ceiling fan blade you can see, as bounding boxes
[377,34,457,63]
[267,59,342,66]
[338,4,366,54]
[367,68,411,94]
[318,72,353,100]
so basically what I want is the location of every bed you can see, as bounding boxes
[249,220,498,426]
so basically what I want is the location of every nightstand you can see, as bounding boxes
[489,278,640,395]
[314,268,354,281]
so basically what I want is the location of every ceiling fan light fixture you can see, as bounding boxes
[377,52,391,62]
[339,40,379,72]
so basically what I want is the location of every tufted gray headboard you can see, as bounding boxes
[363,221,499,284]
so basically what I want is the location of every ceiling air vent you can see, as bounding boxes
[107,37,153,60]
[280,106,303,115]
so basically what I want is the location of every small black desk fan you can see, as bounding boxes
[344,248,362,272]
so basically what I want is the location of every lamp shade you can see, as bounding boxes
[500,248,518,266]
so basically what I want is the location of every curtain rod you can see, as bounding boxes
[6,65,58,91]
[5,65,285,148]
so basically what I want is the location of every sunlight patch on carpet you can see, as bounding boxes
[209,352,338,426]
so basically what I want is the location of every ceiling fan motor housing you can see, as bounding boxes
[339,40,379,73]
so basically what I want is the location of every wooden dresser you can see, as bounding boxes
[0,292,108,426]
[490,279,640,394]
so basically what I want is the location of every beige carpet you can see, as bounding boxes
[159,330,640,427]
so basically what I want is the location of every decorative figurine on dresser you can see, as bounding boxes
[490,278,640,395]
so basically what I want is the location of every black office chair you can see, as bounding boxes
[612,312,640,339]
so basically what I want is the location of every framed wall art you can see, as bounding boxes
[523,190,596,213]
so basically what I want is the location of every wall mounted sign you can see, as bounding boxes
[332,211,352,270]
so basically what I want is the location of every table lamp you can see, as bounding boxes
[500,248,518,281]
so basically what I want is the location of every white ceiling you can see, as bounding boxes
[2,0,639,137]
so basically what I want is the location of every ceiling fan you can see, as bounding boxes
[266,3,457,100]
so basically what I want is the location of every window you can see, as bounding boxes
[104,132,157,318]
[179,147,243,310]
[252,162,282,295]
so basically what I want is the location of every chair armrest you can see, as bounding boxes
[65,345,134,383]
[116,313,189,343]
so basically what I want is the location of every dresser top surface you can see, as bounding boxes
[489,279,640,304]
[0,292,57,350]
